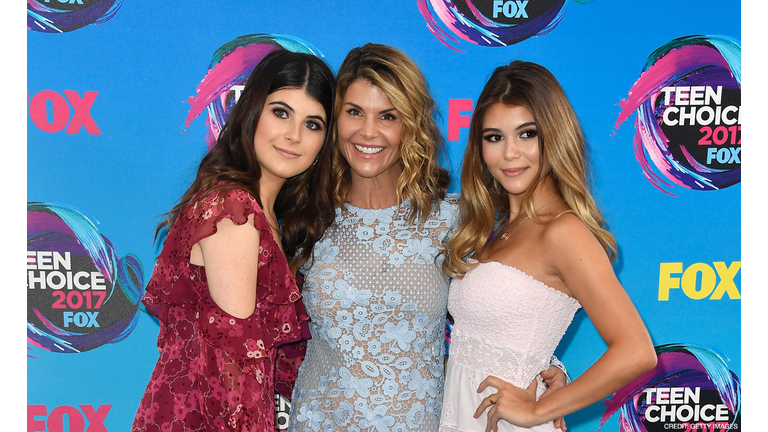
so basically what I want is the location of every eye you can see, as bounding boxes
[273,108,289,119]
[346,108,362,116]
[304,120,324,131]
[520,129,538,139]
[483,133,503,143]
[380,112,398,121]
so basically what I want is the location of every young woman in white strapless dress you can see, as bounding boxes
[440,60,657,432]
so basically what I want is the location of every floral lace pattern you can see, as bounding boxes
[288,196,459,432]
[132,188,310,432]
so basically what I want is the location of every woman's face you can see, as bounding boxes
[253,87,327,183]
[337,79,403,185]
[481,103,546,197]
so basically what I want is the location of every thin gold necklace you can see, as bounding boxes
[499,200,559,241]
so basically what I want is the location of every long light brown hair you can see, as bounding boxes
[443,60,616,277]
[331,43,449,223]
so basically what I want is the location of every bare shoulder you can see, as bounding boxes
[536,212,618,300]
[540,212,607,260]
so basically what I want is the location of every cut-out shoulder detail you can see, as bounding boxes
[132,187,311,432]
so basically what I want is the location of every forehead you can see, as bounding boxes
[343,79,395,109]
[266,87,325,114]
[483,103,535,125]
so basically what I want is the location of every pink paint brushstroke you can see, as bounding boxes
[615,44,729,130]
[185,44,279,128]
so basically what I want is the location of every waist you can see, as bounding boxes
[440,361,557,432]
[448,328,551,386]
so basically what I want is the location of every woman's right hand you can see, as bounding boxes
[473,375,540,432]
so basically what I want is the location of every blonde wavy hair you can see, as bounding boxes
[332,43,449,223]
[443,60,617,278]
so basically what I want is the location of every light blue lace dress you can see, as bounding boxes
[287,195,460,432]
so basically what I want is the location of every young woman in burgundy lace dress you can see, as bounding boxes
[131,49,336,432]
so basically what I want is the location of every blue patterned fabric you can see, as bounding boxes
[288,195,460,432]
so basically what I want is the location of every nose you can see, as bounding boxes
[503,141,520,160]
[359,115,379,139]
[285,119,302,144]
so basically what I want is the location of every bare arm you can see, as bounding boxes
[539,364,568,431]
[193,214,261,319]
[477,216,657,430]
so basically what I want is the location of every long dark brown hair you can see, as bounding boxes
[157,49,336,274]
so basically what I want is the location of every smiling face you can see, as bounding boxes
[481,103,547,197]
[253,87,327,184]
[337,79,404,186]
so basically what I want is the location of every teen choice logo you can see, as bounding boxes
[615,35,741,195]
[27,202,144,354]
[417,0,583,51]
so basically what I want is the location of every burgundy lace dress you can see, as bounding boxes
[131,188,311,432]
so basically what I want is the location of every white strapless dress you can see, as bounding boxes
[439,261,581,432]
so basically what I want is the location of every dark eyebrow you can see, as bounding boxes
[308,115,326,128]
[379,107,399,115]
[343,101,398,116]
[378,107,398,115]
[268,100,294,112]
[481,122,537,135]
[270,100,326,127]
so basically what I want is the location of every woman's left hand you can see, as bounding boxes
[473,375,540,432]
[539,365,566,396]
[539,367,567,430]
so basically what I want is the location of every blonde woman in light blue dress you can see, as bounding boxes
[287,44,569,432]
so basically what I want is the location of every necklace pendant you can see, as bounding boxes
[500,232,510,241]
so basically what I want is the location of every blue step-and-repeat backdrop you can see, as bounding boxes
[25,1,748,431]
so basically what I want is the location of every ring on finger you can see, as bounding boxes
[487,395,496,405]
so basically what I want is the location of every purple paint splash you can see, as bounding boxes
[27,0,122,33]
